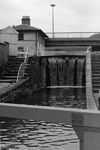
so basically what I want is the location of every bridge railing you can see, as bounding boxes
[46,32,100,38]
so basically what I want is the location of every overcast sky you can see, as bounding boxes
[0,0,100,33]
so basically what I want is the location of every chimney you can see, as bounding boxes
[22,16,30,25]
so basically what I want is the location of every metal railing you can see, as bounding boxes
[46,32,100,38]
[16,48,29,82]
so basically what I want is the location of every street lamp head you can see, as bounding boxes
[50,4,56,7]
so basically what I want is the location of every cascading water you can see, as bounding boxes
[66,58,76,86]
[47,58,58,86]
[57,58,67,85]
[46,57,85,87]
[76,58,85,86]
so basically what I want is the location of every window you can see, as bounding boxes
[18,32,24,40]
[18,47,24,52]
[18,47,24,57]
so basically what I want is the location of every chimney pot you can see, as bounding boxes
[22,16,30,25]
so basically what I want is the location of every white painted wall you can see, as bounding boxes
[0,26,46,56]
[37,33,45,56]
[17,32,45,56]
[18,40,36,56]
[0,26,18,56]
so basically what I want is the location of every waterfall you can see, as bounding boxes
[56,58,67,86]
[40,58,47,88]
[77,58,85,86]
[66,58,76,86]
[47,57,58,86]
[46,57,85,87]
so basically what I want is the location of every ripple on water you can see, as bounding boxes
[0,117,79,150]
[0,88,85,150]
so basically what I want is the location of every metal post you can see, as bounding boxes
[50,4,56,38]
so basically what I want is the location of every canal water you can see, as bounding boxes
[0,87,86,150]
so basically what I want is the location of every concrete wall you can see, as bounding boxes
[37,33,45,56]
[45,46,88,56]
[27,57,47,90]
[18,40,36,56]
[0,26,18,56]
[86,47,97,110]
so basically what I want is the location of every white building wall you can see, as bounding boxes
[37,33,45,56]
[9,43,18,56]
[0,26,18,56]
[24,32,36,40]
[0,26,46,57]
[17,32,45,56]
[18,40,36,56]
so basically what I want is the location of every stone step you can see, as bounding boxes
[93,86,100,89]
[1,76,17,79]
[92,81,100,84]
[91,58,100,59]
[92,69,100,72]
[7,67,20,71]
[8,56,24,61]
[8,70,18,73]
[92,67,100,70]
[91,65,100,67]
[6,73,18,76]
[91,54,100,89]
[92,70,100,73]
[0,79,16,83]
[92,72,100,74]
[91,55,100,58]
[7,63,21,67]
[92,76,100,79]
[91,59,100,61]
[92,64,100,66]
[92,74,100,76]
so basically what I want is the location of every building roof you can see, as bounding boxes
[0,26,18,34]
[13,24,48,37]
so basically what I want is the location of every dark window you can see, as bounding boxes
[18,47,24,57]
[18,47,24,52]
[18,32,24,40]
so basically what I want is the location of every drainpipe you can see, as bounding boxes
[35,32,38,56]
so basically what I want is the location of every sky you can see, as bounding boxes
[0,0,100,33]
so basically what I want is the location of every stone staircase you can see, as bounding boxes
[91,53,100,90]
[0,56,25,83]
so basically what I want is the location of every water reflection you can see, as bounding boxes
[0,87,85,150]
[0,117,79,150]
[14,87,86,109]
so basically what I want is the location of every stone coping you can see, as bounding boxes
[0,78,29,102]
[86,49,97,110]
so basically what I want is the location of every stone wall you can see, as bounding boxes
[27,56,47,90]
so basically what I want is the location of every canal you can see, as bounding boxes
[0,87,86,150]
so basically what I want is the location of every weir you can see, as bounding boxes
[46,56,85,87]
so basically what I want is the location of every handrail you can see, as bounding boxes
[16,48,29,82]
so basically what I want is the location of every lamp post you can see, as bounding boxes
[50,4,56,38]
